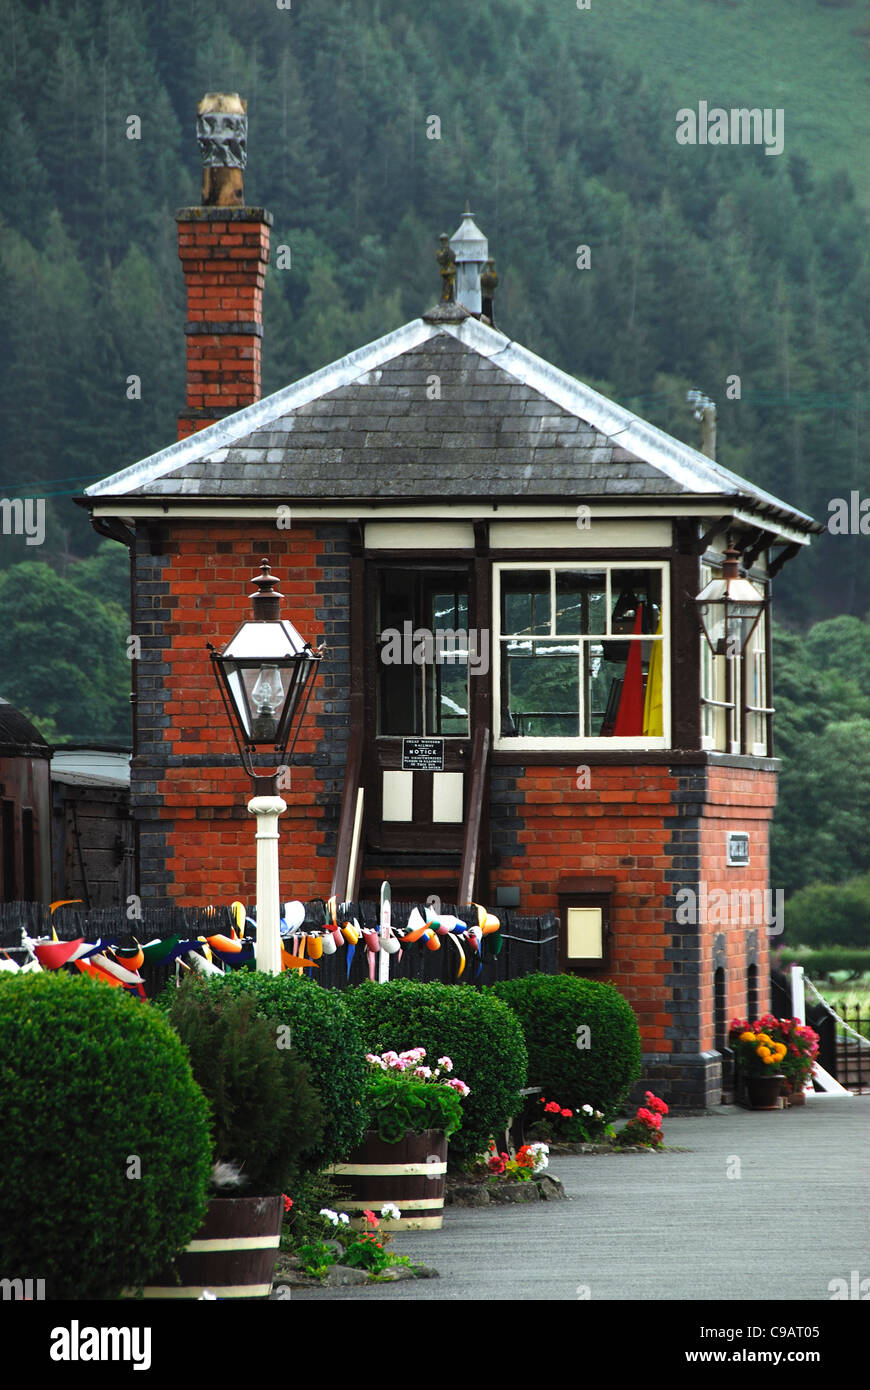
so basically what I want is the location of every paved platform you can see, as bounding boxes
[290,1095,870,1301]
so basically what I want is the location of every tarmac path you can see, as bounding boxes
[289,1095,869,1302]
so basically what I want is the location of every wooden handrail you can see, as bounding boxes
[331,723,364,902]
[458,724,490,906]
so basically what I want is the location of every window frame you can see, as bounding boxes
[493,560,670,751]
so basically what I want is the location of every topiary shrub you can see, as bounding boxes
[0,972,212,1301]
[490,974,641,1121]
[344,980,527,1161]
[165,978,324,1196]
[161,970,367,1171]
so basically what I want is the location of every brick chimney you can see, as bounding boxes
[176,94,272,441]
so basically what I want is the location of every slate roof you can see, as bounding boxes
[0,696,50,757]
[84,315,819,533]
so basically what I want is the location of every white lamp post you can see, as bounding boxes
[208,561,323,974]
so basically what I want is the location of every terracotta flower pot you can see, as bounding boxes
[330,1129,448,1230]
[745,1073,785,1111]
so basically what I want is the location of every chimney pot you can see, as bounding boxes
[197,92,248,207]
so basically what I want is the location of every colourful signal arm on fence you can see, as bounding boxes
[112,943,145,972]
[230,901,246,933]
[139,935,183,964]
[281,948,319,970]
[474,903,501,934]
[49,899,83,915]
[204,933,243,954]
[445,932,465,977]
[33,939,87,970]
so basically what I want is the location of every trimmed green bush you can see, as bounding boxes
[344,980,527,1161]
[490,974,641,1121]
[0,972,212,1301]
[165,979,323,1195]
[162,970,367,1170]
[772,945,870,978]
[783,875,870,949]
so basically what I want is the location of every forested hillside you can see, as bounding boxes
[1,0,869,895]
[1,0,868,617]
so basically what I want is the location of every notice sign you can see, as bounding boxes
[727,832,750,866]
[402,738,444,771]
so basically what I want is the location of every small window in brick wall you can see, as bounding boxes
[558,878,614,970]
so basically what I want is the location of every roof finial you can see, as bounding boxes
[436,233,456,303]
[480,258,498,326]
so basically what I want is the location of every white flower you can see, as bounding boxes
[445,1078,470,1097]
[582,1104,593,1115]
[381,1202,401,1220]
[414,1066,432,1080]
[338,1213,350,1225]
[594,1110,604,1120]
[527,1141,549,1171]
[437,1056,454,1072]
[319,1208,339,1226]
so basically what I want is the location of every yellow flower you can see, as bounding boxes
[739,1031,756,1043]
[756,1033,773,1046]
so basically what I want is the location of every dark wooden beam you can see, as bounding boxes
[767,542,801,578]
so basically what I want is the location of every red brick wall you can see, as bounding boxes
[491,761,778,1058]
[698,765,777,1046]
[175,209,271,440]
[135,522,339,907]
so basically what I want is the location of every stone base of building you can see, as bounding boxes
[631,1051,724,1112]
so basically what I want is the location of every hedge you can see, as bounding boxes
[344,979,527,1161]
[0,972,212,1300]
[161,970,368,1170]
[164,979,324,1195]
[489,974,642,1120]
[772,946,870,978]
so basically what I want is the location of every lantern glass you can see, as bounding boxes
[212,615,320,757]
[696,570,764,656]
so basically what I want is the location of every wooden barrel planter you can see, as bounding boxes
[137,1195,283,1298]
[330,1129,447,1230]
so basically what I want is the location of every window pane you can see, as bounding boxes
[377,569,470,736]
[427,660,468,736]
[555,571,607,635]
[610,569,662,635]
[501,571,551,636]
[501,638,579,737]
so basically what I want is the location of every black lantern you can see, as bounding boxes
[207,561,323,783]
[695,545,765,656]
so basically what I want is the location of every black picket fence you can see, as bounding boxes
[0,900,560,996]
